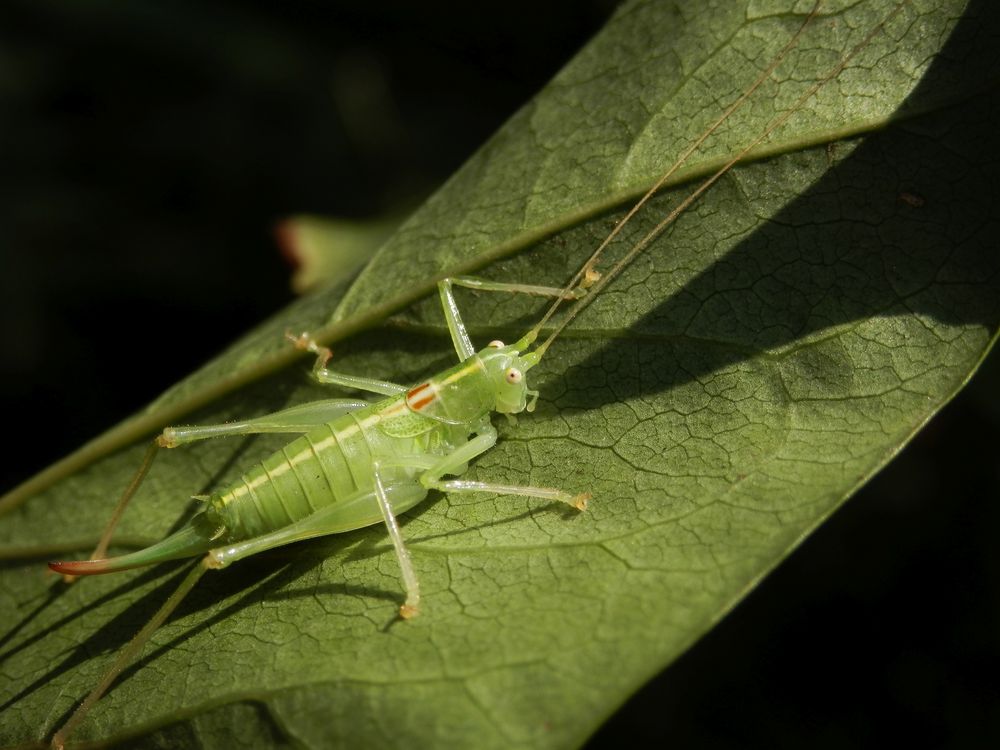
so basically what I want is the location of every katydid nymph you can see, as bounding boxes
[6,0,938,746]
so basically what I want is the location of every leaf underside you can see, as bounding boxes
[2,1,997,748]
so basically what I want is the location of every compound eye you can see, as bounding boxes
[504,367,522,384]
[488,340,505,348]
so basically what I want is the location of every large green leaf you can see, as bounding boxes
[2,1,997,747]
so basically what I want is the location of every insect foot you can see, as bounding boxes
[400,603,420,619]
[157,428,178,448]
[572,492,591,512]
[285,330,332,367]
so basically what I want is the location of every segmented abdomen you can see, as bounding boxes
[211,415,415,540]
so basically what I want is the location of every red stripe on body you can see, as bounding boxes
[407,383,436,411]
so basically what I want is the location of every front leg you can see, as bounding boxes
[438,276,588,362]
[287,331,406,395]
[419,425,588,511]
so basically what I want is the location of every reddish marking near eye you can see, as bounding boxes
[407,383,436,411]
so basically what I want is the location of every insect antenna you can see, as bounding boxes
[526,0,910,359]
[526,0,822,348]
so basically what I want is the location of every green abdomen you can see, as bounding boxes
[210,410,437,540]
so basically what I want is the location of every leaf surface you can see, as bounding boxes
[2,1,998,748]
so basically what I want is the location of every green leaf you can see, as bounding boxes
[278,214,405,295]
[2,1,997,748]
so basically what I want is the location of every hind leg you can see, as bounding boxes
[82,399,369,576]
[206,479,427,619]
[50,559,210,749]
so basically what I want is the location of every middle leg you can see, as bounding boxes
[419,425,589,511]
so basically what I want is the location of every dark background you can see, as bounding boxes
[1,2,997,747]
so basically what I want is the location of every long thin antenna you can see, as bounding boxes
[531,0,910,357]
[527,0,822,341]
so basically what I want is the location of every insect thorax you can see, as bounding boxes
[405,344,534,423]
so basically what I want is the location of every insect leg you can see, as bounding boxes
[50,558,210,750]
[158,398,369,447]
[432,478,588,511]
[288,331,407,395]
[419,425,589,510]
[53,483,427,743]
[372,462,420,618]
[78,400,370,580]
[437,277,587,362]
[73,440,160,577]
[313,369,406,396]
[444,276,587,299]
[205,482,427,617]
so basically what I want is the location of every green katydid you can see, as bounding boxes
[3,1,943,746]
